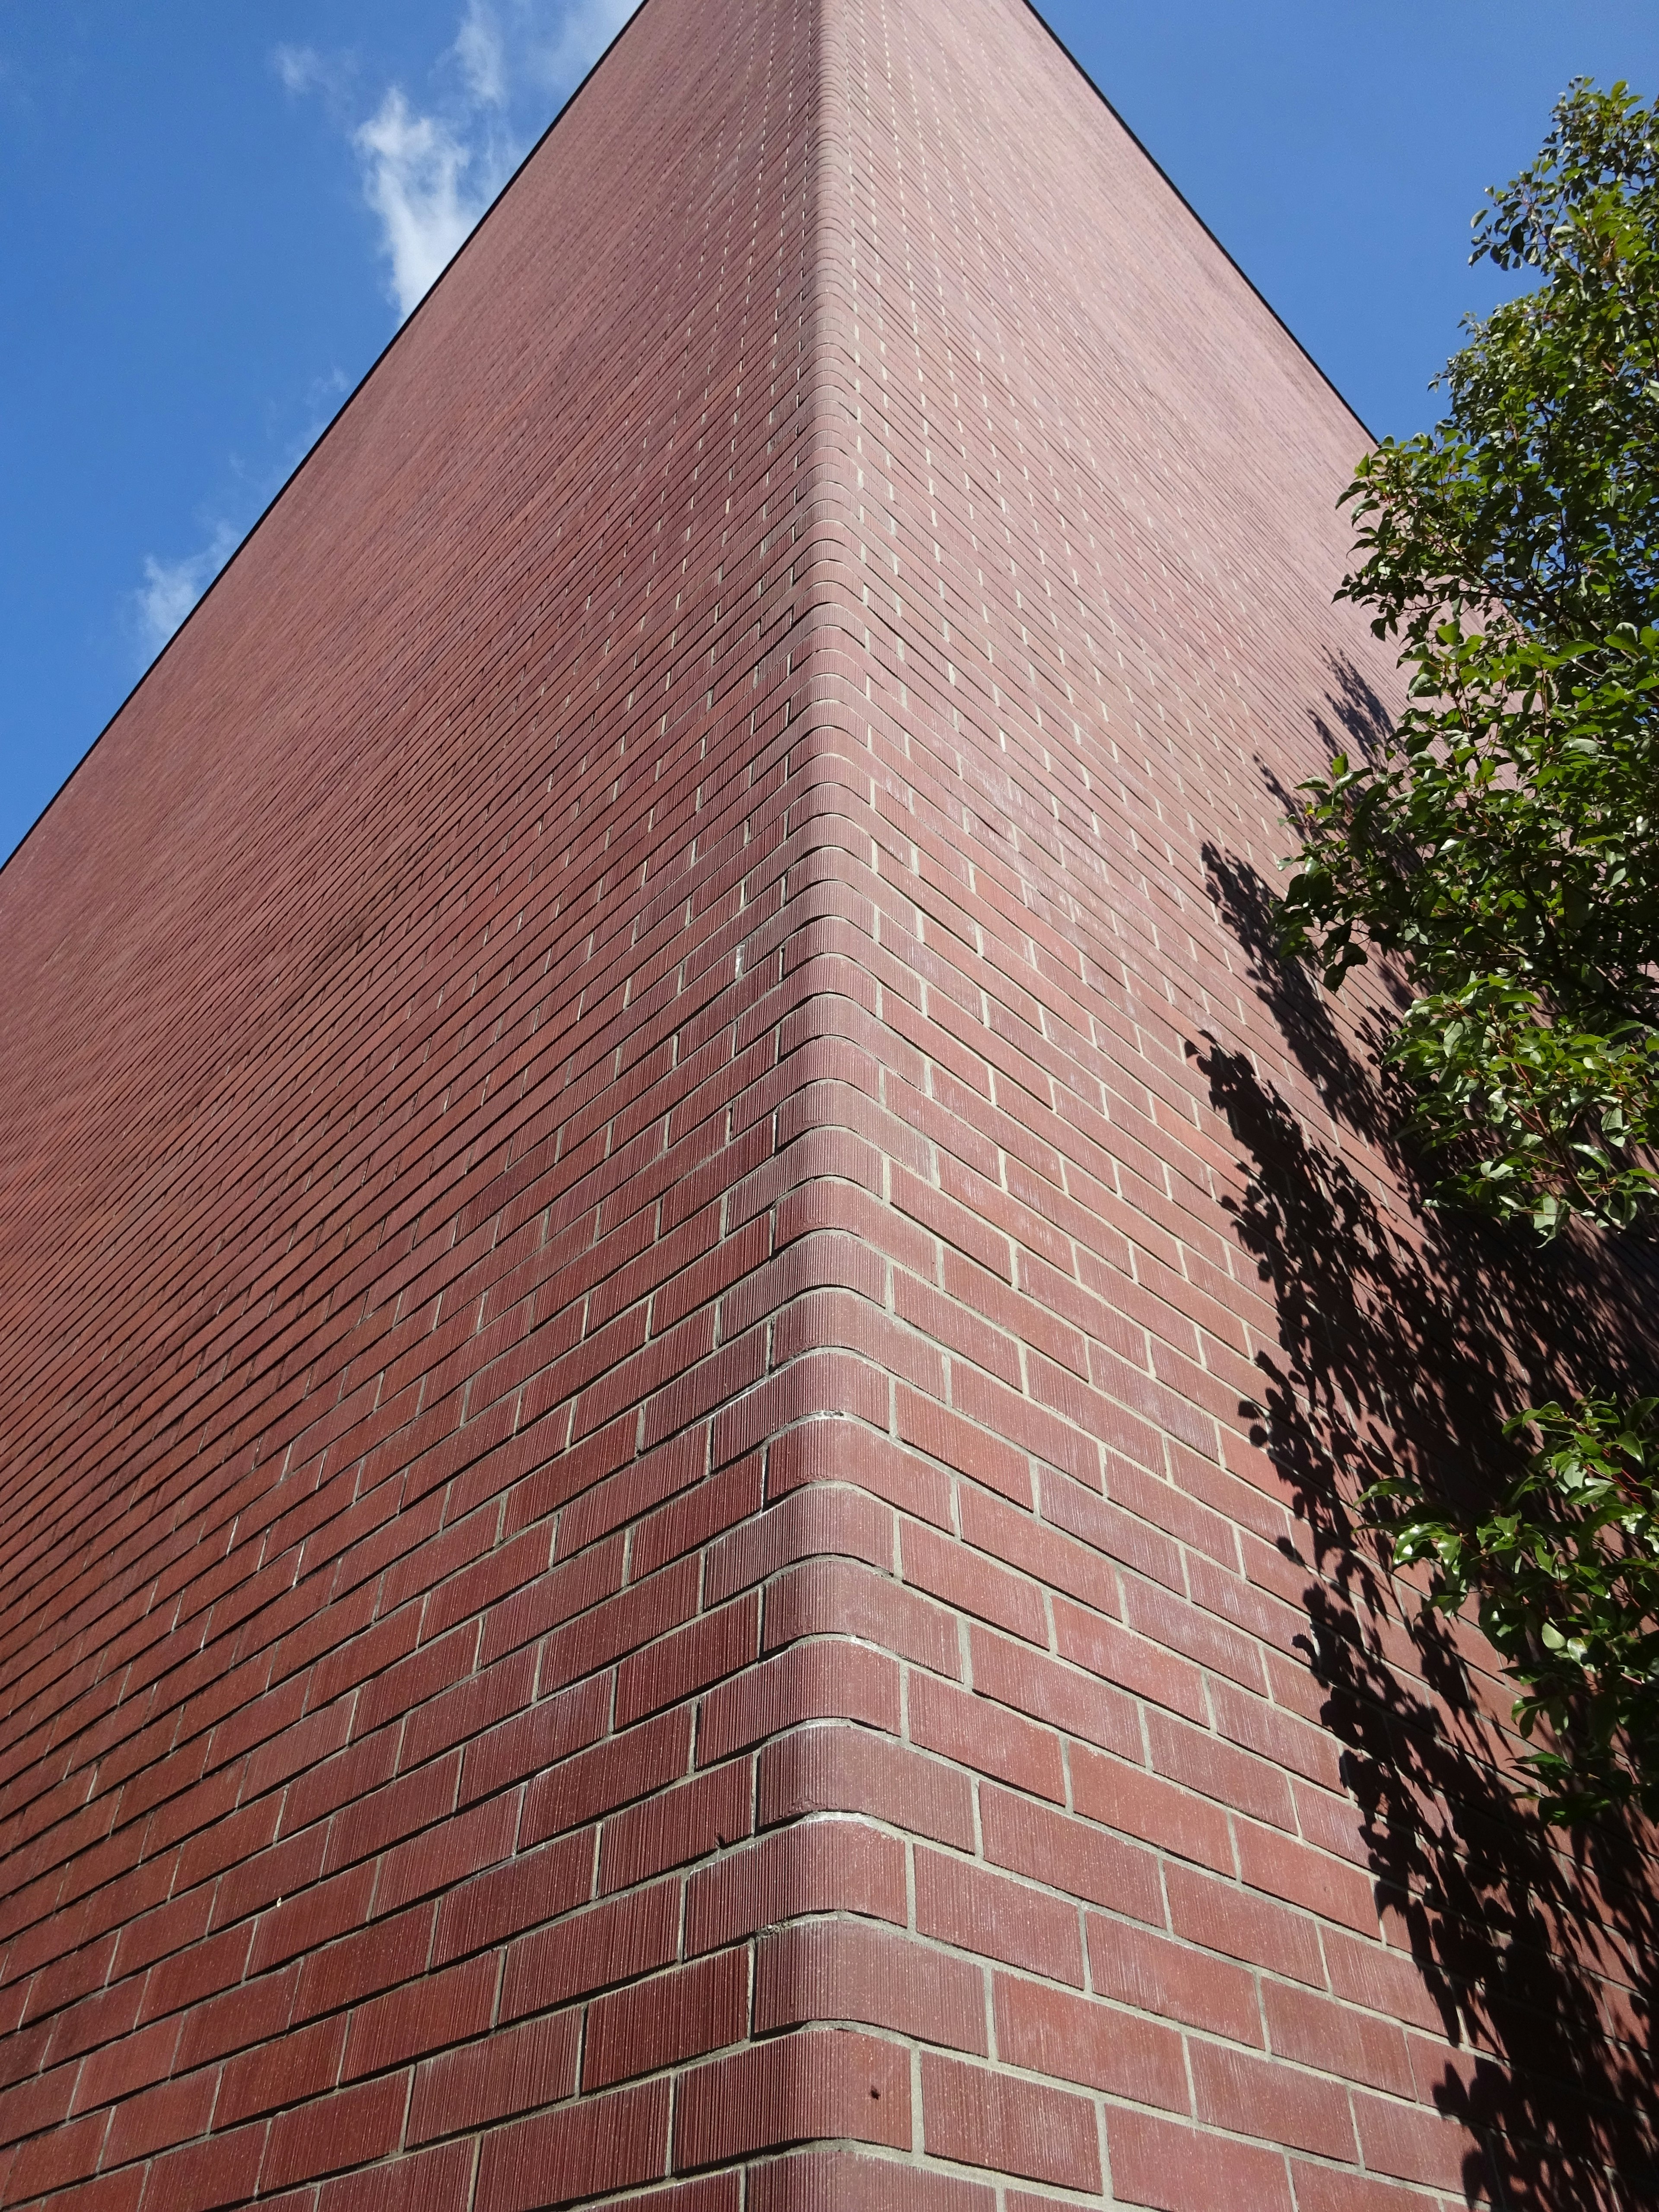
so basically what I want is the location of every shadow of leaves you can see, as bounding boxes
[1200,820,1659,2206]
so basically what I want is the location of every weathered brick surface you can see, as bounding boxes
[0,0,1653,2207]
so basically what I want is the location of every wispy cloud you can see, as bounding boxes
[134,371,349,659]
[517,0,636,99]
[354,92,497,320]
[136,521,241,654]
[133,1,639,665]
[279,0,639,325]
[271,44,329,97]
[453,1,509,108]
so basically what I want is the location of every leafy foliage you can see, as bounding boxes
[1280,79,1659,1237]
[1278,81,1659,1823]
[1369,1398,1659,1823]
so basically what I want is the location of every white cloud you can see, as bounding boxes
[519,0,635,96]
[273,43,321,94]
[354,90,497,320]
[129,2,643,664]
[137,519,241,655]
[453,1,508,108]
[276,0,642,325]
[133,377,347,662]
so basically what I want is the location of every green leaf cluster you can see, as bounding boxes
[1369,1398,1659,1823]
[1278,81,1659,1824]
[1280,79,1659,1237]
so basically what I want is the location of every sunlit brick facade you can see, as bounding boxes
[0,1,1651,2206]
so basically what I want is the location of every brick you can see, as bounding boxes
[318,2141,476,2212]
[1190,2039,1357,2161]
[979,1783,1161,1925]
[1071,1742,1234,1872]
[342,1953,498,2078]
[174,1965,300,2072]
[920,2050,1100,2192]
[553,1430,709,1559]
[960,1486,1121,1619]
[213,1823,332,1934]
[139,2119,268,2212]
[8,2100,105,2202]
[263,2075,411,2191]
[1087,1914,1262,2045]
[998,1971,1189,2111]
[103,2069,219,2166]
[756,1723,974,1851]
[432,1830,593,1965]
[408,2011,580,2144]
[1322,1929,1449,2039]
[1262,1980,1413,2095]
[1234,1821,1380,1939]
[455,1673,608,1812]
[902,1522,1046,1646]
[0,2073,90,2163]
[1352,2091,1479,2190]
[766,1556,960,1677]
[635,1458,769,1580]
[1053,1596,1206,1725]
[698,1640,901,1764]
[324,1752,462,1878]
[293,1904,436,2022]
[756,1916,988,2053]
[1036,1465,1184,1594]
[915,1847,1083,1985]
[599,1759,753,1892]
[476,2079,670,2212]
[584,1947,749,2087]
[219,2013,348,2127]
[401,1646,537,1774]
[49,2173,146,2212]
[282,1732,401,1848]
[686,1818,906,1955]
[1122,1579,1268,1695]
[355,1624,480,1743]
[1106,2110,1294,2212]
[245,1702,354,1807]
[501,1881,679,2019]
[767,1417,953,1529]
[1165,1867,1325,1987]
[520,1708,693,1847]
[1209,1678,1347,1793]
[1146,1708,1296,1831]
[503,1554,693,1688]
[594,2180,737,2212]
[111,1887,213,1983]
[1288,2168,1447,2212]
[749,2151,994,2212]
[674,2028,911,2167]
[705,1484,892,1604]
[176,1796,285,1897]
[909,1673,1065,1803]
[2,2,1643,2206]
[138,1921,255,2023]
[616,1595,761,1727]
[374,1788,522,1920]
[71,2015,181,2112]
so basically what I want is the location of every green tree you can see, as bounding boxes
[1278,80,1659,1823]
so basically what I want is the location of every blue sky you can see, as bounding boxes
[3,1,1657,866]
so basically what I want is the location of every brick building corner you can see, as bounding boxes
[0,1,1652,2207]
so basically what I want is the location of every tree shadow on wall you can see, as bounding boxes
[1308,645,1395,766]
[1199,836,1659,2209]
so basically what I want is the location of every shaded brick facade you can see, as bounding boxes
[0,1,1652,2208]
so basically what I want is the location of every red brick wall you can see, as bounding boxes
[0,1,1651,2209]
